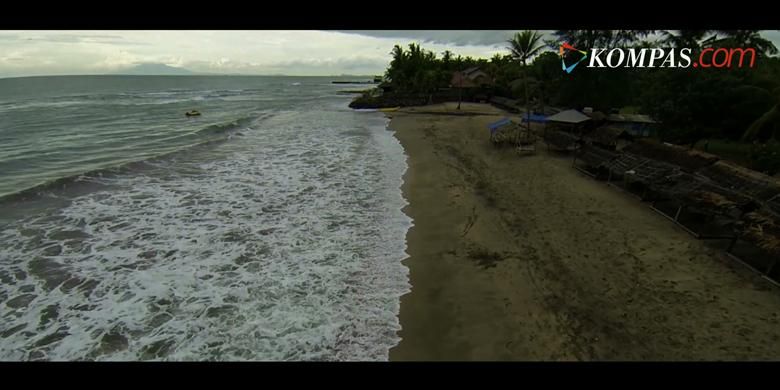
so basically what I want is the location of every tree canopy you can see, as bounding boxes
[379,31,780,146]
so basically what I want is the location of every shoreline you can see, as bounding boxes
[387,102,780,360]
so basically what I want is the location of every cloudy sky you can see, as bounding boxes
[1,30,779,78]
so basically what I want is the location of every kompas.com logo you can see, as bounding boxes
[557,41,757,74]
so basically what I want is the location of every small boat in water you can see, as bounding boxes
[185,110,201,117]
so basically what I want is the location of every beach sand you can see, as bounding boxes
[388,102,780,360]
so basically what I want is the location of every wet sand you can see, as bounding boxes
[388,102,780,360]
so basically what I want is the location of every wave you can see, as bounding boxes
[0,113,271,204]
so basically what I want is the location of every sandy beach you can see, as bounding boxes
[388,102,780,361]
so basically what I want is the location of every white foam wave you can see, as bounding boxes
[0,109,411,361]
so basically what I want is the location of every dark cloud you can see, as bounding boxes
[340,30,780,52]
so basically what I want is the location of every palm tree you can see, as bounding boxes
[554,30,653,49]
[442,50,453,71]
[507,31,546,66]
[507,31,546,133]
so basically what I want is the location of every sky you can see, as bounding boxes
[1,30,779,78]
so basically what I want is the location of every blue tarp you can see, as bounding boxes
[488,117,512,130]
[521,113,548,123]
[487,117,513,135]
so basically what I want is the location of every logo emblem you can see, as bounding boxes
[559,42,588,74]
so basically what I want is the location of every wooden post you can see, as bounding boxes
[457,82,462,110]
[673,205,683,221]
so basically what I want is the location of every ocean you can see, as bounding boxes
[0,75,412,360]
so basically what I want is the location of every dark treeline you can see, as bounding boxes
[362,30,780,153]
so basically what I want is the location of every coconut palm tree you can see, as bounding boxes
[507,31,546,66]
[554,30,653,49]
[507,31,546,132]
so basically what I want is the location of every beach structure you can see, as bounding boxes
[605,113,659,138]
[451,67,493,89]
[452,67,493,109]
[521,113,548,124]
[601,140,718,199]
[583,126,634,151]
[596,141,738,237]
[547,109,591,127]
[697,161,780,204]
[572,126,632,177]
[543,109,590,151]
[733,207,780,281]
[640,160,780,283]
[553,111,780,283]
[647,162,775,234]
[604,150,681,200]
[572,144,619,178]
[488,117,516,146]
[628,140,719,173]
[487,117,536,153]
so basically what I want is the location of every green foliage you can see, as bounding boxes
[380,31,780,154]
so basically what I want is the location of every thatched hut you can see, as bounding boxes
[451,67,493,88]
[546,109,591,132]
[543,109,589,151]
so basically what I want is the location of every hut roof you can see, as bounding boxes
[452,67,493,87]
[546,109,591,124]
[462,66,481,75]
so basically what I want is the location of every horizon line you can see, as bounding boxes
[0,73,381,80]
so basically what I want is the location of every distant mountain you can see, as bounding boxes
[113,63,195,76]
